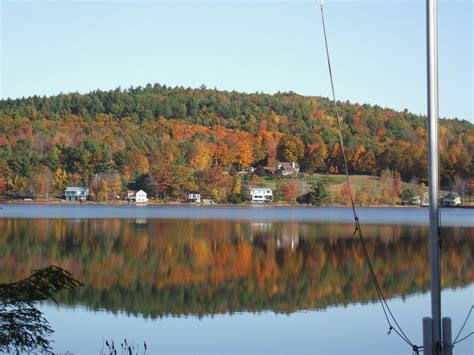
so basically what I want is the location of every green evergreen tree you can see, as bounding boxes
[400,187,415,204]
[308,182,330,205]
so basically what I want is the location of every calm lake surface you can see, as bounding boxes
[0,205,473,354]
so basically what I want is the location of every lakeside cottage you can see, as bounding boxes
[65,187,89,201]
[250,187,273,203]
[422,191,462,207]
[187,192,201,203]
[441,192,461,207]
[124,190,148,203]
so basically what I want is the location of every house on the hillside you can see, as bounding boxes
[277,162,300,177]
[124,190,148,203]
[441,192,461,207]
[250,187,273,203]
[187,192,201,203]
[65,187,89,201]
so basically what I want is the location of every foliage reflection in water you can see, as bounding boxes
[0,218,472,318]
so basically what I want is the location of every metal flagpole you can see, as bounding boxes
[424,0,446,354]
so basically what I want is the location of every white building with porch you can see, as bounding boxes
[250,187,273,203]
[65,187,89,201]
[187,192,201,203]
[124,190,148,203]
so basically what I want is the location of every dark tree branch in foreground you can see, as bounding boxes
[0,265,81,353]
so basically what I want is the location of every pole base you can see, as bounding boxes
[423,317,433,355]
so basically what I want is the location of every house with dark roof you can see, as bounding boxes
[277,162,300,177]
[441,192,461,207]
[422,191,462,207]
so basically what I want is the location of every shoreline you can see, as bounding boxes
[0,200,422,208]
[0,199,472,209]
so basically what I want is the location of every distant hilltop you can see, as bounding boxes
[0,83,472,203]
[1,83,472,126]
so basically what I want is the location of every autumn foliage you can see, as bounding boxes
[0,84,472,200]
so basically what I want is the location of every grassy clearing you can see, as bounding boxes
[257,173,427,205]
[256,173,474,206]
[260,173,418,192]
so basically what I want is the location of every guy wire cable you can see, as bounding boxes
[452,305,474,346]
[315,0,421,352]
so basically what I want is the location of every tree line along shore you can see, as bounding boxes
[1,172,472,207]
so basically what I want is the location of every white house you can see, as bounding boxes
[187,192,201,203]
[65,187,89,201]
[422,191,462,207]
[250,187,273,203]
[441,192,461,207]
[125,190,148,203]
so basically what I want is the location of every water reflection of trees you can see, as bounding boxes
[0,219,472,318]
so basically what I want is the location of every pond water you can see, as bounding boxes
[0,205,472,354]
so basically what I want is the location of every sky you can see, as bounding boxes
[1,0,473,122]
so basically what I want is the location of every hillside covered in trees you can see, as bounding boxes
[0,84,472,202]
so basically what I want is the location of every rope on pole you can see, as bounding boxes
[453,305,474,345]
[315,0,421,351]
